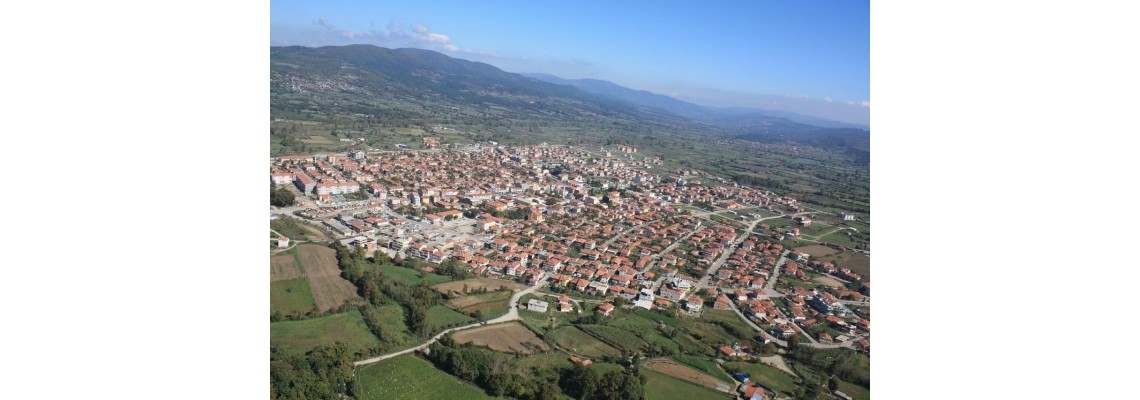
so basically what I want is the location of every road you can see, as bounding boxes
[601,218,662,247]
[354,280,549,366]
[695,215,785,290]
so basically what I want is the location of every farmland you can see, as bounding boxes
[445,290,513,320]
[426,305,474,331]
[814,250,872,280]
[578,324,648,352]
[269,253,303,281]
[432,277,526,295]
[641,369,734,400]
[450,322,549,354]
[354,355,493,400]
[377,263,453,285]
[270,310,381,355]
[295,244,363,312]
[270,278,317,317]
[547,326,621,358]
[724,361,799,395]
[271,215,329,242]
[642,357,731,392]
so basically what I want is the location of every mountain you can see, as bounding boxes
[270,45,867,157]
[521,73,719,120]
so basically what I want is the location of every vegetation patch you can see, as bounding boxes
[578,324,648,352]
[270,253,303,281]
[270,310,382,355]
[641,368,733,400]
[297,244,364,312]
[549,326,622,358]
[354,354,493,400]
[270,278,317,317]
[426,305,475,331]
[450,322,549,354]
[724,361,799,395]
[642,357,731,392]
[378,264,453,285]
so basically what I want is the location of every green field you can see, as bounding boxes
[641,369,733,400]
[355,355,493,400]
[366,303,415,346]
[724,362,799,395]
[548,326,621,358]
[672,355,727,379]
[635,308,680,327]
[836,378,870,400]
[578,324,648,352]
[270,278,317,317]
[270,310,381,354]
[377,264,453,285]
[427,305,474,331]
[449,291,513,320]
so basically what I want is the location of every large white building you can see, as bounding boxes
[315,182,361,195]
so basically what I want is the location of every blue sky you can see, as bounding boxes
[271,1,869,125]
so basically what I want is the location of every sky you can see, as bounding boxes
[271,1,870,125]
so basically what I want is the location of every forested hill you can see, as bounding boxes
[270,44,867,158]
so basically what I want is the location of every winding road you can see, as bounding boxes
[354,280,549,366]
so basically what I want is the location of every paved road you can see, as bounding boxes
[602,218,662,247]
[354,280,549,366]
[696,215,784,290]
[763,250,790,297]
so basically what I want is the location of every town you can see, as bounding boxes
[271,141,870,399]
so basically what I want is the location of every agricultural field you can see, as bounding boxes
[296,244,363,311]
[271,215,329,242]
[450,322,549,354]
[672,355,728,379]
[641,369,734,400]
[377,264,453,285]
[836,378,870,400]
[364,304,415,348]
[548,326,621,358]
[426,305,474,331]
[270,253,303,281]
[445,290,512,320]
[270,310,381,355]
[354,355,493,400]
[270,278,317,317]
[724,361,799,395]
[814,250,871,280]
[432,277,526,295]
[642,357,731,392]
[812,274,846,289]
[578,324,648,352]
[796,244,841,259]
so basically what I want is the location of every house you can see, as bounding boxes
[684,296,703,313]
[818,332,834,343]
[276,236,290,248]
[718,345,739,357]
[714,295,733,310]
[659,286,686,301]
[738,382,766,400]
[634,288,655,310]
[527,299,549,313]
[597,303,615,316]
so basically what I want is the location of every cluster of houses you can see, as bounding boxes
[271,143,869,353]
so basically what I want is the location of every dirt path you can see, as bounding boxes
[759,355,797,376]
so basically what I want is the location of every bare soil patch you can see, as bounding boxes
[446,290,512,309]
[797,244,840,258]
[271,254,303,282]
[812,275,845,288]
[433,278,526,296]
[642,358,730,392]
[450,322,548,354]
[297,244,363,311]
[816,250,871,280]
[759,355,797,376]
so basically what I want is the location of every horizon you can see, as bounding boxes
[270,0,870,125]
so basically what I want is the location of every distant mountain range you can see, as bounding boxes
[271,45,868,154]
[521,73,868,130]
